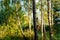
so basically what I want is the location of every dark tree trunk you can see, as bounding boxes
[32,0,38,40]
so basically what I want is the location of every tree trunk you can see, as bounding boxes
[41,0,46,40]
[28,0,32,40]
[15,1,24,38]
[43,20,46,40]
[47,0,53,40]
[41,0,44,40]
[28,0,31,32]
[32,0,38,40]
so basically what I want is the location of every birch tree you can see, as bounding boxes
[41,0,46,40]
[15,0,24,36]
[28,0,31,32]
[41,0,44,40]
[47,0,53,40]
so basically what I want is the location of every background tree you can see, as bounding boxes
[32,0,38,40]
[47,0,54,40]
[41,0,44,40]
[28,0,32,32]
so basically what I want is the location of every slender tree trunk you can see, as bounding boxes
[15,1,24,37]
[15,2,28,40]
[41,0,46,40]
[51,0,53,26]
[43,20,46,40]
[41,0,44,40]
[28,0,32,40]
[32,0,38,40]
[51,0,54,39]
[28,0,31,32]
[16,6,23,35]
[47,0,53,40]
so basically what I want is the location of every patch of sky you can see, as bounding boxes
[35,0,39,4]
[20,1,24,6]
[20,0,41,19]
[36,9,41,20]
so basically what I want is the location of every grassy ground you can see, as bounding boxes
[0,24,60,40]
[0,32,60,40]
